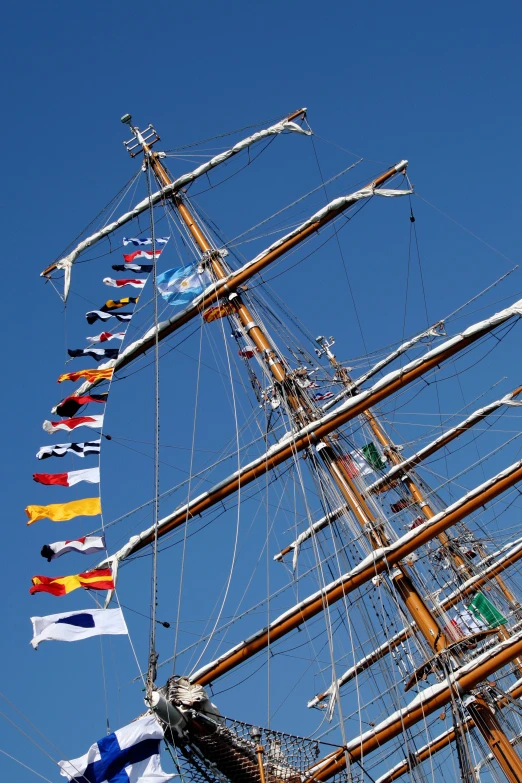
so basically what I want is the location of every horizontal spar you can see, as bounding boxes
[189,458,522,686]
[41,109,309,285]
[278,385,522,570]
[368,385,522,494]
[273,506,345,564]
[308,534,522,706]
[304,629,522,781]
[72,161,410,397]
[375,677,522,782]
[100,296,522,566]
[321,321,446,412]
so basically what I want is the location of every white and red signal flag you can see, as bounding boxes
[43,415,104,434]
[33,466,100,487]
[103,278,146,290]
[122,249,162,263]
[41,534,106,561]
[86,332,125,344]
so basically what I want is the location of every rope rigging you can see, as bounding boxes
[146,162,161,695]
[31,111,522,783]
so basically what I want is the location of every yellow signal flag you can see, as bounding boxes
[104,297,138,311]
[25,497,102,526]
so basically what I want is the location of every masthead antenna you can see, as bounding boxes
[121,113,160,158]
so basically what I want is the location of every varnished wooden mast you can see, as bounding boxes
[130,120,522,780]
[369,384,522,495]
[142,129,425,620]
[303,630,522,783]
[106,297,522,558]
[189,457,522,685]
[377,679,522,782]
[146,126,454,657]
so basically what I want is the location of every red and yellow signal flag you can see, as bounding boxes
[202,303,234,323]
[25,497,101,526]
[57,368,113,384]
[30,568,115,596]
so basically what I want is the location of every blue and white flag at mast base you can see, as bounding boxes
[122,237,170,246]
[31,608,127,648]
[59,714,174,783]
[156,264,212,306]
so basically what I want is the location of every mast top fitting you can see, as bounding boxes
[314,335,336,358]
[121,113,160,158]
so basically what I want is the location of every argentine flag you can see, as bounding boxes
[156,264,211,306]
[59,714,174,783]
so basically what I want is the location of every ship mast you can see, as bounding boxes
[319,340,522,646]
[306,384,522,708]
[122,115,522,781]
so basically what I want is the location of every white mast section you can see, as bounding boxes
[72,173,411,397]
[368,389,522,494]
[94,297,522,569]
[43,112,310,298]
[321,321,446,412]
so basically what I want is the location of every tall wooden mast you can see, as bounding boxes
[318,341,522,661]
[126,118,477,662]
[124,116,522,781]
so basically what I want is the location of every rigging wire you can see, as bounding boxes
[146,161,161,694]
[171,311,205,675]
[45,123,522,782]
[310,134,369,359]
[0,748,54,783]
[414,190,516,266]
[188,304,244,676]
[163,113,283,152]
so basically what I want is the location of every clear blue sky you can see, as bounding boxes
[2,2,522,781]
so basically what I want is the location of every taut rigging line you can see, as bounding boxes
[117,114,522,782]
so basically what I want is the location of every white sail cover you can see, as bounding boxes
[65,164,411,387]
[368,389,522,493]
[46,115,310,300]
[188,457,522,685]
[94,296,522,571]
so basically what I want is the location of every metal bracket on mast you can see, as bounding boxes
[121,113,160,157]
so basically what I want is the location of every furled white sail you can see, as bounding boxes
[321,321,446,411]
[45,113,310,300]
[71,174,411,395]
[188,460,522,685]
[96,297,522,569]
[368,389,522,493]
